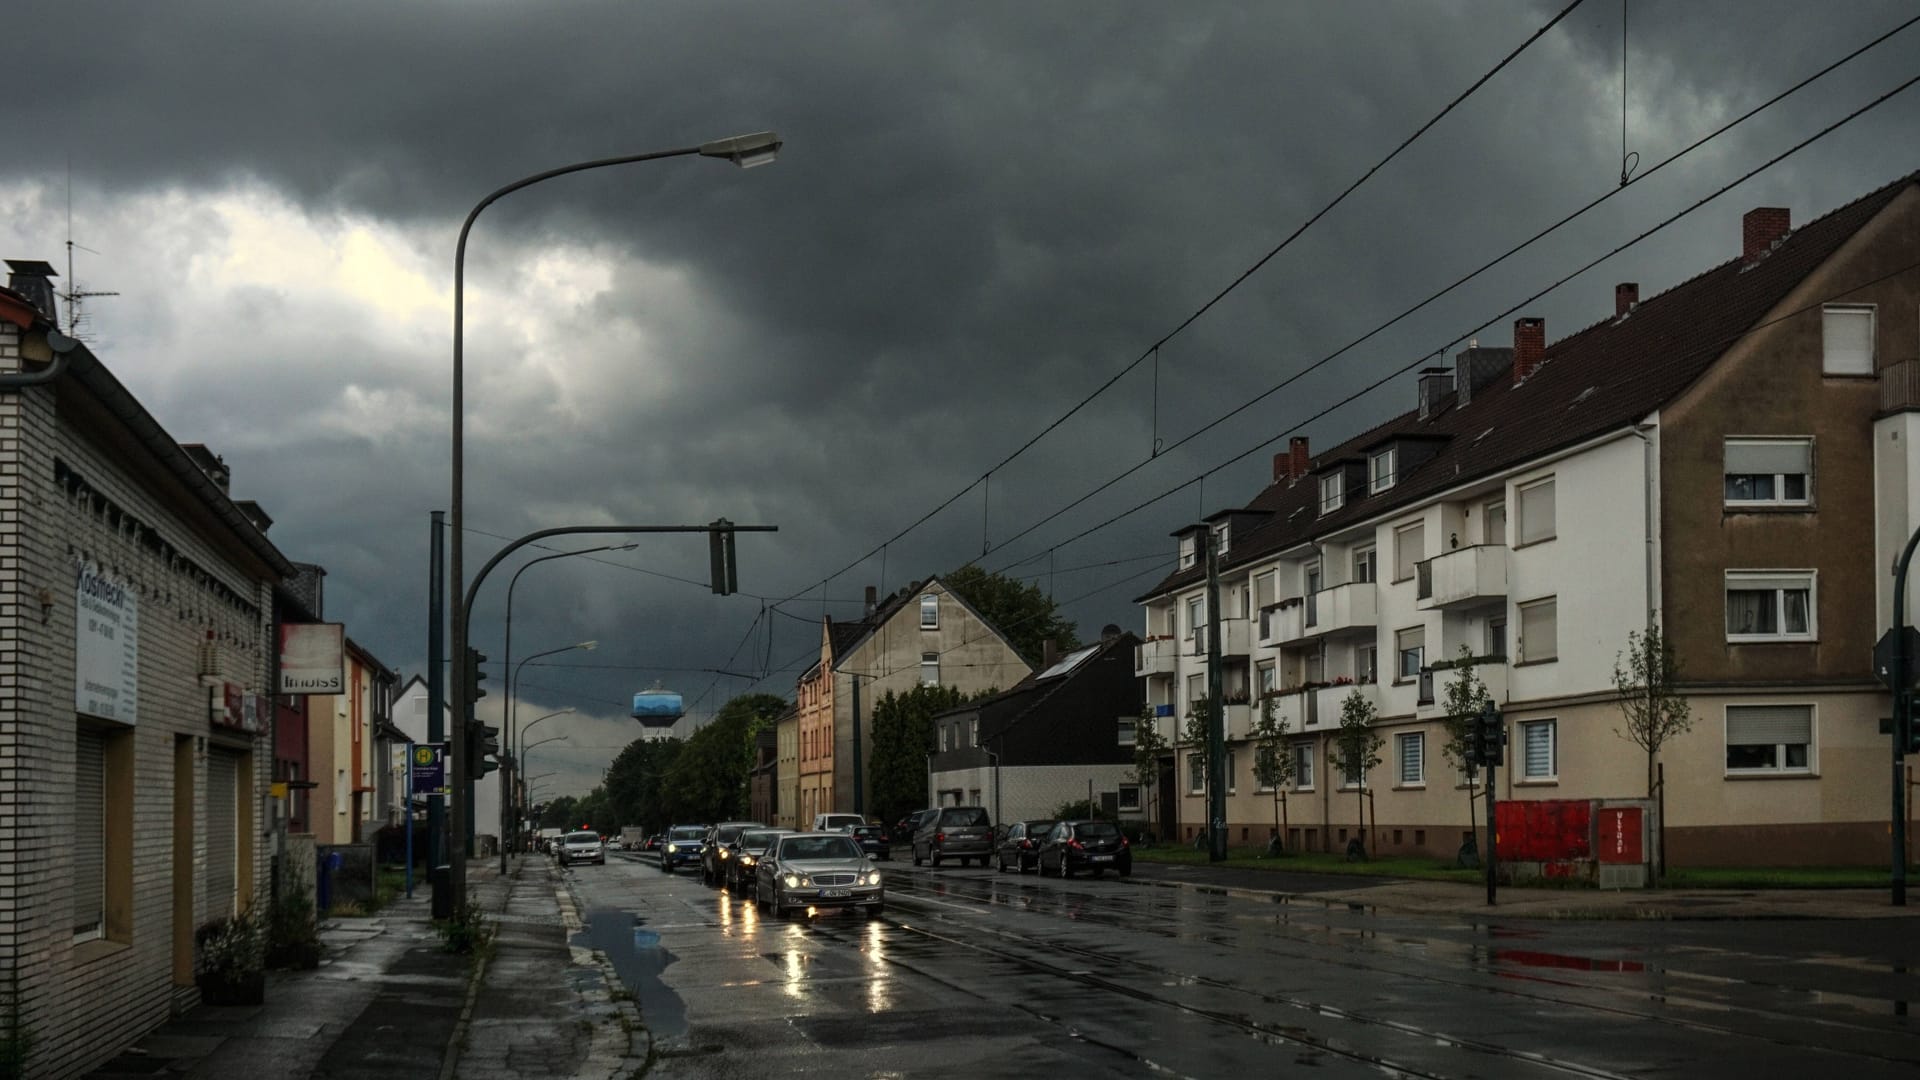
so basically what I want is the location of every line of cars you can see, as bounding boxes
[888,807,1132,877]
[660,819,887,919]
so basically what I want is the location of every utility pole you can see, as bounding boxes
[1884,526,1920,906]
[426,512,450,917]
[1204,529,1227,863]
[851,675,863,815]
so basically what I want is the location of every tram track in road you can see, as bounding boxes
[876,868,1920,1073]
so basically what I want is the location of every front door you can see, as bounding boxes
[1156,758,1178,842]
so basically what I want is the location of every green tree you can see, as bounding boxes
[1612,623,1692,798]
[1438,645,1492,839]
[1328,689,1383,857]
[537,795,580,830]
[1127,705,1170,839]
[941,565,1080,667]
[604,736,685,832]
[867,684,969,829]
[1179,693,1213,837]
[1250,695,1294,849]
[662,693,788,824]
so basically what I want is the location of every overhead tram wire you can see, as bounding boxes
[756,1,1586,621]
[978,27,1920,570]
[997,106,1920,568]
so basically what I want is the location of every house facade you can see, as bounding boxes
[774,707,799,829]
[1138,176,1920,866]
[796,578,1032,824]
[0,266,293,1077]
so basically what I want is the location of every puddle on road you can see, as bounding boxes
[577,908,687,1041]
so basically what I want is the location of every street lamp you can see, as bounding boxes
[503,545,634,729]
[508,705,574,858]
[448,130,783,898]
[501,642,593,872]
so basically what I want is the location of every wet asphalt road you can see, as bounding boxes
[562,850,1919,1079]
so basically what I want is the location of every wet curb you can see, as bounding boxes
[437,935,491,1080]
[556,873,653,1077]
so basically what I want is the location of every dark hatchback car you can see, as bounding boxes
[912,806,994,867]
[845,824,891,860]
[701,821,765,886]
[725,828,790,893]
[1036,820,1132,878]
[892,809,937,846]
[659,825,708,873]
[994,819,1057,874]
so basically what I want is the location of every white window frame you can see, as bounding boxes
[1395,626,1425,681]
[1370,447,1397,493]
[1483,499,1507,546]
[1724,704,1815,776]
[1519,718,1557,781]
[1352,545,1376,584]
[1821,303,1875,375]
[1356,643,1378,685]
[1256,660,1277,700]
[1319,473,1344,515]
[1725,570,1817,643]
[1215,523,1230,554]
[967,718,978,748]
[1396,731,1425,787]
[1292,743,1315,791]
[1517,597,1558,663]
[920,651,941,686]
[1178,534,1198,570]
[1187,752,1206,794]
[1723,438,1813,508]
[920,593,939,628]
[1117,716,1137,747]
[1394,521,1423,582]
[1118,784,1142,811]
[1516,477,1556,546]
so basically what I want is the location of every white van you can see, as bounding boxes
[811,812,866,832]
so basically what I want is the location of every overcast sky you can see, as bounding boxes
[8,1,1917,802]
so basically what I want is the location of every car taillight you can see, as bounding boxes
[935,832,946,843]
[1020,839,1032,849]
[1121,836,1130,847]
[1068,839,1084,850]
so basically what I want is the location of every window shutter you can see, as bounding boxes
[74,730,106,937]
[1520,599,1557,660]
[1395,523,1424,581]
[1524,722,1554,777]
[1518,480,1556,543]
[1725,440,1811,476]
[1399,734,1423,784]
[207,750,240,920]
[1822,306,1873,374]
[1726,705,1812,745]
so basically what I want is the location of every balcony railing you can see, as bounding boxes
[1135,637,1179,676]
[1258,602,1304,647]
[1415,545,1508,611]
[1283,582,1377,645]
[1187,618,1252,657]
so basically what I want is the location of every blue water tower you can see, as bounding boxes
[631,686,684,728]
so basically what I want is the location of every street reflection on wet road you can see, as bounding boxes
[565,851,1920,1078]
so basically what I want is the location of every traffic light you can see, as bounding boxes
[1477,702,1506,767]
[709,518,738,596]
[467,722,501,780]
[1464,719,1486,768]
[464,647,489,705]
[1905,697,1920,755]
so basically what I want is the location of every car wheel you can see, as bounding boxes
[996,853,1007,872]
[1062,862,1074,879]
[912,848,923,867]
[1021,856,1034,875]
[931,853,942,868]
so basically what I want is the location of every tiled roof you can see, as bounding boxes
[1141,171,1917,601]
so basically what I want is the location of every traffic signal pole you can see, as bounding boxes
[1888,526,1920,907]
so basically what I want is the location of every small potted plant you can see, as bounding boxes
[194,909,266,1005]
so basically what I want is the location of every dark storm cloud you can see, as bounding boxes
[7,1,1918,792]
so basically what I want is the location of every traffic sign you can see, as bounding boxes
[410,742,448,795]
[1874,627,1920,689]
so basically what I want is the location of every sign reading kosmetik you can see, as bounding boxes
[278,622,345,695]
[75,561,139,723]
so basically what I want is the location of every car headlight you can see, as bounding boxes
[666,843,679,853]
[783,873,803,888]
[862,869,881,885]
[719,849,730,860]
[740,855,756,867]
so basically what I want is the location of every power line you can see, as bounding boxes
[757,1,1585,620]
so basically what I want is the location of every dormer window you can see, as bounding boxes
[1178,534,1198,570]
[1318,474,1344,515]
[1214,524,1230,554]
[1369,448,1397,493]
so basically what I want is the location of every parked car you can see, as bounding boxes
[754,832,884,919]
[726,828,792,893]
[558,830,606,867]
[811,812,866,833]
[912,806,994,867]
[844,824,891,860]
[892,809,937,846]
[995,819,1057,874]
[1036,819,1132,878]
[701,821,765,886]
[659,824,708,874]
[642,834,663,852]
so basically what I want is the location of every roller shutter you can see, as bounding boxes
[74,729,106,940]
[207,750,240,920]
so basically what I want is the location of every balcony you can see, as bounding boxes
[1260,689,1308,734]
[1190,617,1253,658]
[1223,702,1252,739]
[1135,637,1179,676]
[1310,681,1380,729]
[1258,601,1304,647]
[1415,545,1508,611]
[1284,581,1377,644]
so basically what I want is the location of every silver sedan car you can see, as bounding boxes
[754,833,884,919]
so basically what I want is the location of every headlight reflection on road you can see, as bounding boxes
[782,945,807,1000]
[864,919,892,1014]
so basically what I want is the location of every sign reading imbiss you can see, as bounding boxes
[278,622,345,695]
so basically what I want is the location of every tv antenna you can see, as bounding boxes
[60,168,117,338]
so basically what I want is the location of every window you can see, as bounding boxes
[1215,524,1230,554]
[1520,719,1556,780]
[920,593,939,628]
[942,724,954,751]
[968,788,982,806]
[1186,597,1204,640]
[1186,673,1205,716]
[1257,660,1277,699]
[1516,478,1556,545]
[1486,617,1508,659]
[74,728,107,943]
[1394,521,1424,582]
[1484,499,1507,545]
[1188,752,1205,794]
[1352,545,1376,584]
[1725,704,1813,773]
[1518,597,1558,662]
[1227,750,1238,794]
[1340,755,1364,789]
[967,718,977,747]
[1397,732,1425,786]
[1724,439,1812,506]
[1178,534,1198,570]
[1256,571,1277,609]
[1396,626,1425,680]
[337,768,348,813]
[921,652,941,686]
[1822,304,1874,375]
[1117,716,1137,747]
[1725,572,1815,641]
[1118,785,1142,811]
[1292,744,1315,790]
[1370,448,1397,493]
[1356,644,1377,684]
[1319,473,1344,515]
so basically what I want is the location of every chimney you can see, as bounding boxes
[1742,207,1790,263]
[1288,436,1310,480]
[1417,367,1455,421]
[1513,318,1545,383]
[1042,639,1058,668]
[4,260,58,322]
[1615,282,1638,318]
[1454,344,1511,407]
[1272,452,1288,484]
[864,585,877,616]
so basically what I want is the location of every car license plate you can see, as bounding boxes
[819,888,851,899]
[1092,855,1113,862]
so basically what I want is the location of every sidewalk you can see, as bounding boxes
[85,857,642,1079]
[1128,860,1920,919]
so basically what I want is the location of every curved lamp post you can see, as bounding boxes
[447,131,781,898]
[506,705,573,863]
[503,545,634,731]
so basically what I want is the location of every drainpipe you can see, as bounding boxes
[0,329,77,390]
[1630,424,1657,625]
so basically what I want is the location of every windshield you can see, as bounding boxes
[669,827,705,840]
[714,825,747,844]
[852,826,881,838]
[938,808,989,828]
[565,832,598,843]
[738,830,782,850]
[1024,820,1057,835]
[1074,822,1120,839]
[779,836,863,861]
